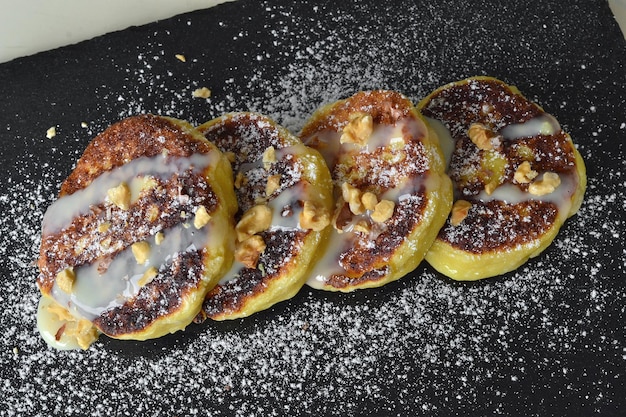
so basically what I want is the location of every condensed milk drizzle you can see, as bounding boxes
[42,152,219,235]
[218,146,315,285]
[37,149,224,347]
[430,112,577,216]
[49,220,214,321]
[303,116,434,289]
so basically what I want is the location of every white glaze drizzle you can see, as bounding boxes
[432,112,576,217]
[38,149,226,347]
[302,116,433,288]
[500,113,561,139]
[42,152,219,235]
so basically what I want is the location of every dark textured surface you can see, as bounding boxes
[0,1,625,416]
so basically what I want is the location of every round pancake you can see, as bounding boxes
[37,114,237,349]
[418,76,587,281]
[196,112,333,320]
[299,90,453,291]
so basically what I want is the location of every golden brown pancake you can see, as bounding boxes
[37,114,237,349]
[299,90,453,291]
[418,76,587,280]
[196,112,333,320]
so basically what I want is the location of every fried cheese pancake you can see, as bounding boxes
[37,115,237,349]
[418,76,587,281]
[196,113,333,320]
[299,90,453,291]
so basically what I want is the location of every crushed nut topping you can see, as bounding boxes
[514,161,539,184]
[100,237,112,250]
[138,267,158,287]
[138,176,158,192]
[47,301,74,322]
[341,182,364,215]
[46,126,57,139]
[353,219,371,234]
[266,174,281,196]
[300,200,331,231]
[450,200,472,226]
[361,192,378,211]
[192,87,212,98]
[371,199,395,223]
[97,222,111,233]
[235,235,266,269]
[131,241,151,265]
[484,179,499,195]
[193,206,212,229]
[468,123,499,150]
[56,268,76,294]
[262,146,276,169]
[107,182,131,210]
[340,112,374,146]
[155,232,165,245]
[528,172,561,196]
[146,205,160,222]
[235,204,272,242]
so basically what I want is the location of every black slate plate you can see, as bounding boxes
[1,1,625,416]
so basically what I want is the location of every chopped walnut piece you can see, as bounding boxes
[138,176,158,193]
[262,146,276,169]
[146,205,160,222]
[46,301,74,322]
[73,320,99,350]
[56,268,76,294]
[192,87,212,98]
[131,241,151,265]
[450,200,472,226]
[46,126,57,139]
[468,123,498,150]
[341,182,364,215]
[235,235,266,269]
[371,199,395,223]
[100,237,112,250]
[138,267,158,287]
[300,201,331,231]
[97,222,111,233]
[353,219,371,234]
[193,206,212,229]
[514,161,539,184]
[340,112,373,146]
[155,232,165,245]
[266,174,281,196]
[484,179,499,195]
[528,172,561,196]
[107,182,131,210]
[235,204,272,242]
[361,192,378,211]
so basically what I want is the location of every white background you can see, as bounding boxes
[0,0,624,64]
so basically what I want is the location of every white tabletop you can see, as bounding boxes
[0,0,624,64]
[0,0,231,63]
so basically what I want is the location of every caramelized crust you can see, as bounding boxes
[60,114,215,196]
[36,115,236,344]
[38,171,217,294]
[300,90,453,291]
[200,229,305,318]
[418,76,587,280]
[420,77,580,251]
[197,112,333,319]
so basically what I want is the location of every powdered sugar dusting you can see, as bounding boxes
[1,0,625,415]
